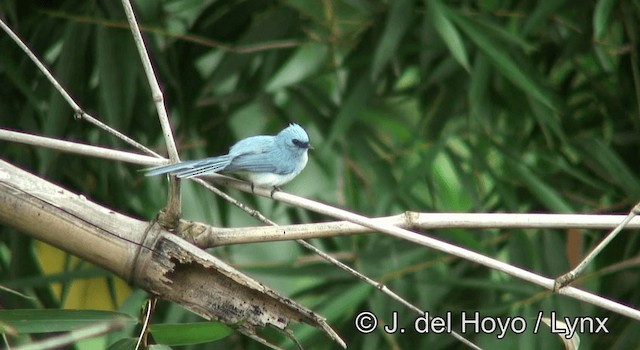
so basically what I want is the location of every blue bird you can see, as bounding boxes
[145,123,311,192]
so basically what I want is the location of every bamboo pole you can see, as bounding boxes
[0,159,345,348]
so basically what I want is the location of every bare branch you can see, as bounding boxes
[119,0,178,162]
[120,0,181,225]
[0,129,163,166]
[187,211,640,246]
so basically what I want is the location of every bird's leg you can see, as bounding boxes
[251,183,255,193]
[270,186,282,198]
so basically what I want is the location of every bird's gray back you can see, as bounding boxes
[225,134,304,175]
[229,135,274,156]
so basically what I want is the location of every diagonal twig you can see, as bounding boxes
[554,202,640,290]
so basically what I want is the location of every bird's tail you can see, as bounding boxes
[145,155,232,178]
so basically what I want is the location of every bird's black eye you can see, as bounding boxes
[292,139,308,148]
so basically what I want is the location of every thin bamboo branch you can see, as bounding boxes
[0,129,163,166]
[554,202,640,290]
[0,18,160,158]
[135,298,156,350]
[120,0,181,225]
[119,0,178,162]
[194,211,640,246]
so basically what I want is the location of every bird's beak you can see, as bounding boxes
[307,143,314,150]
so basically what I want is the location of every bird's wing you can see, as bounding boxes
[145,155,232,178]
[224,136,283,173]
[225,152,281,173]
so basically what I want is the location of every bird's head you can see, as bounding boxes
[278,123,312,151]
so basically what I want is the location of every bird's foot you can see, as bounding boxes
[270,186,282,198]
[250,183,281,198]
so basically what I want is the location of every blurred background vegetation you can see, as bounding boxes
[1,0,640,349]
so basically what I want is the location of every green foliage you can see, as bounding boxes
[0,309,137,333]
[1,0,640,349]
[149,322,234,346]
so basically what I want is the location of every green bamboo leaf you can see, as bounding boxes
[469,55,492,120]
[528,95,565,144]
[594,0,617,39]
[326,75,371,146]
[594,45,615,72]
[209,8,295,87]
[150,322,233,346]
[148,345,172,350]
[447,11,559,111]
[433,149,473,211]
[265,42,328,92]
[0,309,136,333]
[0,54,44,110]
[577,138,640,199]
[371,0,414,80]
[427,0,470,71]
[283,0,325,22]
[473,16,537,52]
[522,0,568,35]
[44,22,90,137]
[4,267,110,289]
[106,338,139,350]
[508,159,574,213]
[96,25,138,131]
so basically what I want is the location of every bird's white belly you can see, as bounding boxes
[244,171,298,187]
[243,152,308,187]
